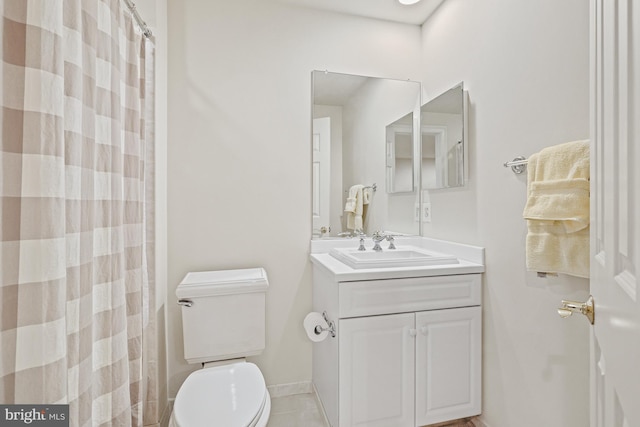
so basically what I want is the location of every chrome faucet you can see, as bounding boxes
[340,229,366,238]
[372,232,386,252]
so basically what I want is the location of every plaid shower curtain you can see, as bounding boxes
[0,0,156,426]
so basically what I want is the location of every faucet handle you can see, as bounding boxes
[386,235,396,250]
[358,237,366,251]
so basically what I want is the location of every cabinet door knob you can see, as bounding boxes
[409,328,417,337]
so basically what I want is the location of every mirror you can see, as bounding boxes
[421,83,465,189]
[312,71,421,238]
[385,112,415,193]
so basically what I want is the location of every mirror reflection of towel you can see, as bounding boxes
[522,140,590,278]
[345,185,370,231]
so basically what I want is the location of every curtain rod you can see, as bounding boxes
[123,0,153,38]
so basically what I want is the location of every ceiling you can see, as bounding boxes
[277,0,446,26]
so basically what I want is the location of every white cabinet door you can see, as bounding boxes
[339,313,415,427]
[415,306,482,426]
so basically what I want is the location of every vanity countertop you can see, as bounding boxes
[310,236,485,282]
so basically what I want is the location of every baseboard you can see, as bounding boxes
[311,382,331,427]
[267,380,313,398]
[470,417,489,427]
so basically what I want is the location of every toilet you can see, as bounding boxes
[170,268,271,427]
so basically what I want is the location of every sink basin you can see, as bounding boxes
[329,245,459,269]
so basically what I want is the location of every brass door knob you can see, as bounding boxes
[557,295,594,325]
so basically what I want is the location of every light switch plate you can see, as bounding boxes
[422,203,432,223]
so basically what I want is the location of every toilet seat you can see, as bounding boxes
[172,362,270,427]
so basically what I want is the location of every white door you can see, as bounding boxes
[415,307,481,426]
[312,117,331,237]
[339,313,415,427]
[590,0,640,426]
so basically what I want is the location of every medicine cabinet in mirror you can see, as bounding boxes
[421,83,466,190]
[312,71,421,239]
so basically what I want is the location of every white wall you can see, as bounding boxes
[166,0,421,396]
[420,1,591,426]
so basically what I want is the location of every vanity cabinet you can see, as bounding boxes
[339,313,415,427]
[414,307,481,426]
[312,269,482,427]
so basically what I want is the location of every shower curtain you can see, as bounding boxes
[0,1,157,426]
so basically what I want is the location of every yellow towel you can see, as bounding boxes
[522,140,590,278]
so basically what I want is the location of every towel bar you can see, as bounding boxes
[344,183,377,193]
[503,156,528,174]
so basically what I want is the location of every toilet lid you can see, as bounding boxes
[173,362,267,427]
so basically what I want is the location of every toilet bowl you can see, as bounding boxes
[172,268,271,427]
[169,362,270,427]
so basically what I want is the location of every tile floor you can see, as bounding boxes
[433,420,478,427]
[266,392,478,427]
[267,392,328,427]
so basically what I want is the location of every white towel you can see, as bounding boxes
[345,185,369,231]
[362,187,371,205]
[522,140,590,278]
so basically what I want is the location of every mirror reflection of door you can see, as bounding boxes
[421,126,446,188]
[312,117,331,237]
[386,120,414,193]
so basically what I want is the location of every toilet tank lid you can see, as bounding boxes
[176,268,268,298]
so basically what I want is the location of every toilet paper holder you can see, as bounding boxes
[315,311,336,338]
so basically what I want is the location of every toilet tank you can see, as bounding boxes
[176,268,268,364]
